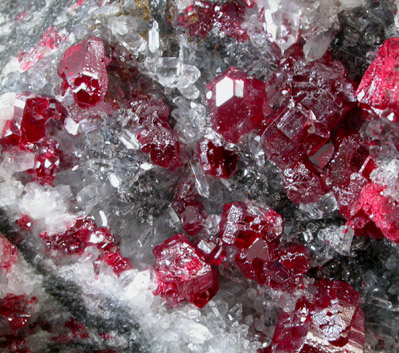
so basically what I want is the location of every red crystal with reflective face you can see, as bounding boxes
[219,201,283,248]
[198,138,239,179]
[172,181,207,236]
[347,183,399,242]
[206,67,272,143]
[57,36,109,108]
[357,37,399,121]
[268,280,365,353]
[1,94,64,151]
[153,233,219,308]
[178,0,248,42]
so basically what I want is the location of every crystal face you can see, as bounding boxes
[57,36,109,108]
[357,37,399,121]
[267,280,365,353]
[206,67,272,143]
[153,234,219,308]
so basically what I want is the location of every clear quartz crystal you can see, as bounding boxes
[318,225,354,255]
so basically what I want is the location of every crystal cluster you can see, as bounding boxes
[0,0,399,352]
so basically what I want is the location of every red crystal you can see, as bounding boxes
[1,94,64,151]
[262,49,356,166]
[153,233,219,308]
[58,36,109,108]
[347,183,399,242]
[281,158,326,204]
[136,115,182,170]
[178,0,248,42]
[172,181,207,236]
[0,294,36,330]
[0,235,18,274]
[206,67,272,143]
[40,216,132,275]
[269,280,365,353]
[357,37,399,121]
[219,201,283,249]
[198,138,239,179]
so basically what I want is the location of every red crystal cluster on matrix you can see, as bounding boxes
[4,21,399,352]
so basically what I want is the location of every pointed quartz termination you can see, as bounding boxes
[153,234,219,308]
[57,36,110,108]
[357,37,399,122]
[266,280,365,353]
[206,67,272,143]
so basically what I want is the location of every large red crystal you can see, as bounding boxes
[1,94,64,151]
[58,36,109,108]
[198,138,239,179]
[347,183,399,242]
[206,67,272,143]
[268,280,365,353]
[357,37,399,121]
[153,233,219,308]
[178,0,248,42]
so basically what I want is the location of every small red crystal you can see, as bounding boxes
[0,294,36,330]
[58,36,109,108]
[357,37,399,121]
[198,138,239,179]
[153,233,219,308]
[0,235,18,274]
[178,0,248,42]
[172,181,207,236]
[136,115,182,170]
[206,67,272,143]
[269,280,365,353]
[219,201,283,249]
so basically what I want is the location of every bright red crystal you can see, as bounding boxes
[206,67,272,143]
[268,280,365,353]
[219,201,283,249]
[40,216,132,275]
[347,183,399,242]
[198,138,239,179]
[1,94,64,150]
[178,0,248,42]
[172,181,207,236]
[0,294,36,330]
[153,234,219,308]
[357,37,399,121]
[136,115,182,170]
[58,36,109,108]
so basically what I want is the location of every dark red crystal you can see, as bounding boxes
[178,0,248,42]
[0,294,36,330]
[153,233,219,308]
[198,138,239,179]
[206,67,272,143]
[268,280,365,353]
[357,37,399,121]
[58,36,109,108]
